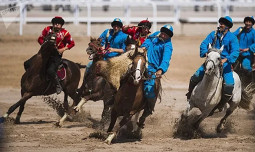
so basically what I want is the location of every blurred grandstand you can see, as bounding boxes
[0,0,255,35]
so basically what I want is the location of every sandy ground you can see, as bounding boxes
[0,24,255,152]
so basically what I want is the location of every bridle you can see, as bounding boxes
[88,41,109,56]
[128,54,147,82]
[204,51,223,78]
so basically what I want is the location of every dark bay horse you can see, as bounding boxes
[0,33,83,124]
[104,47,161,144]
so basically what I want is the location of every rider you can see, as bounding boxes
[83,18,127,105]
[186,16,239,112]
[138,24,174,127]
[99,18,128,59]
[38,16,75,94]
[233,16,255,75]
[122,19,151,46]
[85,18,127,74]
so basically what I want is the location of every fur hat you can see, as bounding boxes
[244,16,254,25]
[219,16,233,28]
[111,18,123,28]
[160,24,174,38]
[138,20,152,29]
[51,16,65,25]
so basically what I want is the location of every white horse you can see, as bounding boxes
[184,44,242,133]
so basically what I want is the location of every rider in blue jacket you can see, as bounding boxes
[233,16,255,73]
[99,18,128,60]
[85,18,127,76]
[186,16,239,112]
[138,24,174,127]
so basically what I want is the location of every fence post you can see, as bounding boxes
[74,4,79,25]
[87,2,91,36]
[19,2,24,35]
[150,2,157,32]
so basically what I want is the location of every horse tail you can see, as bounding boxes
[157,79,163,103]
[76,63,86,69]
[239,82,255,110]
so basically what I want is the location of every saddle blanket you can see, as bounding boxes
[57,65,66,80]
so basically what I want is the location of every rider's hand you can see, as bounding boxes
[155,70,162,78]
[58,47,68,54]
[240,48,249,52]
[108,48,114,52]
[221,58,227,65]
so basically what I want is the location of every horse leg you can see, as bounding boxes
[132,111,140,132]
[100,100,111,127]
[216,102,238,133]
[193,109,211,130]
[73,98,87,112]
[0,92,32,123]
[63,93,69,112]
[105,108,118,145]
[55,93,71,127]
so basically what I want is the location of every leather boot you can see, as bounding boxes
[54,76,62,94]
[186,79,198,100]
[217,93,232,112]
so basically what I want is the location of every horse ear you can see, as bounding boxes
[208,43,212,49]
[219,45,224,54]
[97,38,102,43]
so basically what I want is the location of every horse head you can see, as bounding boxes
[125,35,137,51]
[39,32,58,59]
[86,37,104,61]
[130,47,147,85]
[205,43,224,75]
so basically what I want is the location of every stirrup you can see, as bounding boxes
[56,85,62,94]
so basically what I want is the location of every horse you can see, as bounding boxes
[57,37,116,128]
[183,44,249,133]
[103,46,161,144]
[66,37,139,129]
[0,33,83,125]
[232,54,255,106]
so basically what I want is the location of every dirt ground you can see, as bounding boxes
[0,24,255,152]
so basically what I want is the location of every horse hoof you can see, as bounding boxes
[0,117,5,123]
[104,139,112,145]
[216,125,223,133]
[55,122,62,128]
[14,119,20,124]
[73,106,80,113]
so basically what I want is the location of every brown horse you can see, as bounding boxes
[0,33,83,124]
[70,37,139,129]
[103,47,161,144]
[57,37,115,128]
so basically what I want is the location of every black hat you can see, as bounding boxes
[160,24,173,38]
[51,16,65,25]
[138,20,152,29]
[219,16,233,28]
[111,18,123,28]
[244,16,254,25]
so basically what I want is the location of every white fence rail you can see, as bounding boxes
[0,0,255,35]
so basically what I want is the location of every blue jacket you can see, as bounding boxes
[141,31,173,74]
[200,31,239,64]
[233,27,255,56]
[99,29,127,59]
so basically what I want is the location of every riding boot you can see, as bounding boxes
[137,98,156,128]
[54,76,62,94]
[186,79,198,100]
[217,93,232,112]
